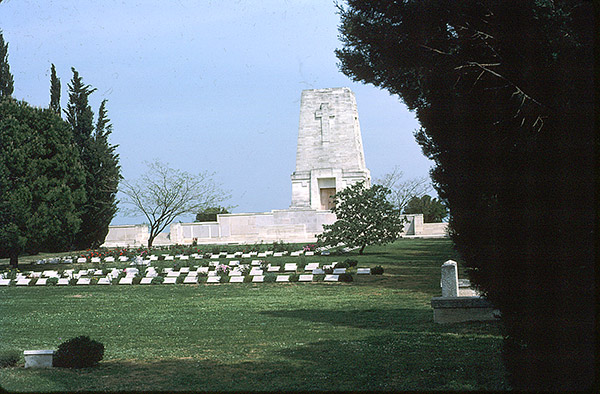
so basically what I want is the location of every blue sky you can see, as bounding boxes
[1,0,434,225]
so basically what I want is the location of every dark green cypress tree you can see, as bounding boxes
[336,1,594,390]
[87,99,121,248]
[49,64,61,116]
[65,67,96,249]
[0,30,14,99]
[0,99,86,267]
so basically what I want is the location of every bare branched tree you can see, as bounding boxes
[373,166,432,212]
[120,160,230,247]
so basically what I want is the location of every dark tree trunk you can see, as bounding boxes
[9,250,18,268]
[359,244,366,255]
[147,236,154,248]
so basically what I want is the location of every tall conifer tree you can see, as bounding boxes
[87,99,121,247]
[65,68,96,249]
[0,30,14,99]
[49,64,61,116]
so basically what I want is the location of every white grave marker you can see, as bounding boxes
[276,275,290,282]
[324,275,339,282]
[299,274,314,282]
[252,275,264,283]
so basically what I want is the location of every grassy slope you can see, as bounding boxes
[0,239,508,391]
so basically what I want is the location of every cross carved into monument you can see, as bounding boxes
[315,103,334,143]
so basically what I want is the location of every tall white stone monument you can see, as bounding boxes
[290,87,371,210]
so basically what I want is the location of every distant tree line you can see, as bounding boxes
[0,30,120,266]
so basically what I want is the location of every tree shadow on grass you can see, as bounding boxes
[21,330,506,392]
[260,307,433,332]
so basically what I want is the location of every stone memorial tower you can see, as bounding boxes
[290,87,371,210]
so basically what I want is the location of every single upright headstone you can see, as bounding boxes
[441,260,459,297]
[290,87,371,210]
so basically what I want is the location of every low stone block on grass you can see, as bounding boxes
[163,277,177,284]
[118,277,133,285]
[24,350,54,368]
[299,274,313,282]
[183,276,198,284]
[97,277,111,285]
[206,276,221,283]
[229,276,244,283]
[357,268,371,274]
[252,275,264,283]
[276,275,290,282]
[140,277,153,285]
[324,275,339,282]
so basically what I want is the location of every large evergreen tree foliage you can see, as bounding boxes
[86,99,121,248]
[317,181,404,254]
[0,99,86,267]
[336,1,594,390]
[65,68,119,249]
[49,63,61,116]
[0,30,14,99]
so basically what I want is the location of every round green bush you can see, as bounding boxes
[46,277,58,286]
[371,266,384,275]
[151,276,164,285]
[53,336,104,368]
[334,261,350,269]
[338,273,353,282]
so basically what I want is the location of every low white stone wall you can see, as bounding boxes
[422,222,449,237]
[170,208,337,245]
[102,212,447,247]
[102,225,149,247]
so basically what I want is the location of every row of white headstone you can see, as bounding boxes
[0,262,372,286]
[35,249,326,265]
[0,271,371,286]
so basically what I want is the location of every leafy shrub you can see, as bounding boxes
[68,278,78,286]
[47,277,58,286]
[264,273,277,283]
[334,261,349,269]
[132,276,142,285]
[344,259,358,267]
[289,274,299,282]
[0,350,20,368]
[338,273,353,282]
[53,336,104,368]
[176,275,184,284]
[151,276,164,285]
[371,266,384,275]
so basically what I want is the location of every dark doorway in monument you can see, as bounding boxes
[320,188,336,210]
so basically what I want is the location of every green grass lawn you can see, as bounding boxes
[0,239,508,391]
